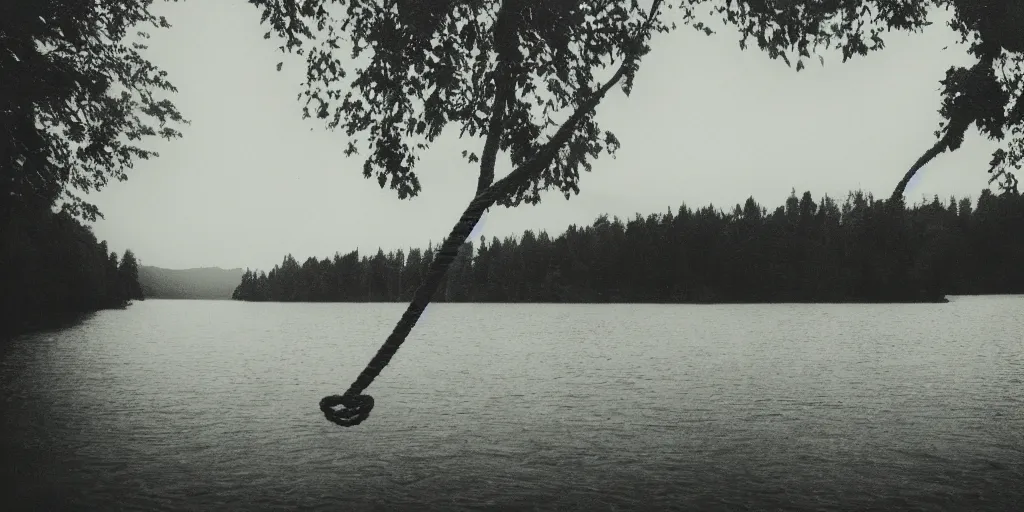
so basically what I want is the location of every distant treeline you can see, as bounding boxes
[0,204,144,337]
[232,188,1024,304]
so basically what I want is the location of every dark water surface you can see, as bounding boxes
[1,297,1022,511]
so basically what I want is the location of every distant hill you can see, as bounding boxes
[138,266,244,300]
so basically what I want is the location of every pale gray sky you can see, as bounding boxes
[91,1,999,271]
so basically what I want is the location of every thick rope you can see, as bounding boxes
[320,0,664,427]
[320,191,497,427]
[891,53,1000,204]
[318,72,621,427]
[890,131,951,203]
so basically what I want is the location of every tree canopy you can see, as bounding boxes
[1,0,187,221]
[250,0,1023,203]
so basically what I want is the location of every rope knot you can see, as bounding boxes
[319,393,374,427]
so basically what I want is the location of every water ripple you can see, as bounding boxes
[1,297,1023,510]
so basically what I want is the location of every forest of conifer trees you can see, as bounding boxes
[0,204,145,338]
[232,188,1024,304]
[2,0,154,338]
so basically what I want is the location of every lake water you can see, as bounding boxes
[1,297,1022,511]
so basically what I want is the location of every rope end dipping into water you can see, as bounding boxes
[320,393,374,427]
[316,182,498,427]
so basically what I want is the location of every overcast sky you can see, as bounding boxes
[90,1,1000,271]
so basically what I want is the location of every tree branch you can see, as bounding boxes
[476,0,521,194]
[483,0,664,203]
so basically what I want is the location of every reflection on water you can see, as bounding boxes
[1,297,1022,510]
